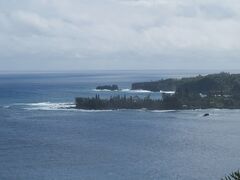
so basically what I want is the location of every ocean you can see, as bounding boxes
[0,70,240,180]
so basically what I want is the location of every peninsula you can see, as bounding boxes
[76,72,240,110]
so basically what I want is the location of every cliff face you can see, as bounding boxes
[131,79,180,92]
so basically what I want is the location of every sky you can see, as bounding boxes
[0,0,240,71]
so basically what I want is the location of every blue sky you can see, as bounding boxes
[0,0,240,71]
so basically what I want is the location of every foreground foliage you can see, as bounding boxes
[222,170,240,180]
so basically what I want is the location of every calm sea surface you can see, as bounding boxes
[0,70,240,180]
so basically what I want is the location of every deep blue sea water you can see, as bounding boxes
[1,70,240,180]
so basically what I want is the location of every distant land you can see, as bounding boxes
[75,72,240,110]
[96,84,119,91]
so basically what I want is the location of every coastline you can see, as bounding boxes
[76,72,240,111]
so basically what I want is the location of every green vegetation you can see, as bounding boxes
[132,78,180,92]
[76,94,181,110]
[170,72,240,109]
[222,170,240,180]
[76,73,240,110]
[132,72,240,94]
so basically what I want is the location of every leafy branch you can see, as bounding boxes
[222,170,240,180]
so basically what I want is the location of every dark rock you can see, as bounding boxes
[203,113,210,117]
[96,84,119,91]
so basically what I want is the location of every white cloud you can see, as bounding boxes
[0,0,240,71]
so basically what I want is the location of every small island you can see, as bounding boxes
[76,72,240,110]
[96,84,119,91]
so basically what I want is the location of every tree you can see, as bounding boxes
[222,170,240,180]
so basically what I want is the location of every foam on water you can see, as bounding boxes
[14,102,75,111]
[93,88,177,94]
[151,110,177,113]
[12,102,178,113]
[1,105,10,109]
[9,102,237,114]
[121,89,152,93]
[11,102,115,112]
[160,90,175,94]
[93,89,117,92]
[77,109,113,112]
[92,88,153,93]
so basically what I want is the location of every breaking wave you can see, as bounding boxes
[92,88,153,93]
[160,90,175,94]
[93,89,117,92]
[1,105,10,109]
[93,88,175,94]
[121,89,152,93]
[21,102,76,111]
[151,110,177,113]
[11,102,113,112]
[76,109,113,112]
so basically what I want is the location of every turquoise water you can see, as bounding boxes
[0,70,240,180]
